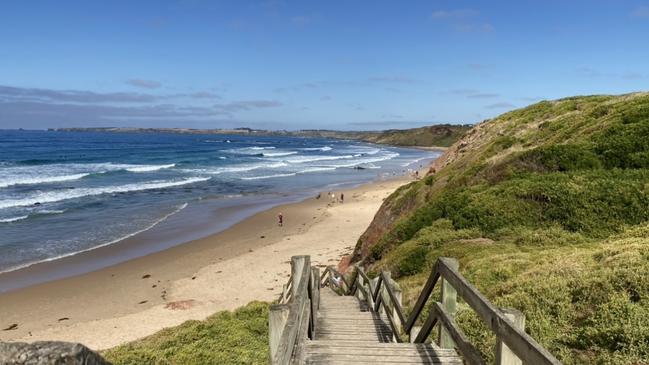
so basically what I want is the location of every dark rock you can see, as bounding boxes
[0,341,110,364]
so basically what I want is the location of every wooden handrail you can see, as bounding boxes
[270,256,318,365]
[436,258,561,365]
[320,257,562,365]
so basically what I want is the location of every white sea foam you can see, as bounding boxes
[0,163,176,188]
[200,162,287,174]
[321,152,400,168]
[37,209,66,215]
[262,151,298,157]
[226,146,276,154]
[0,177,211,210]
[0,216,28,223]
[0,173,91,188]
[124,163,176,172]
[0,202,189,274]
[240,173,297,180]
[282,155,354,164]
[301,146,332,152]
[240,166,337,181]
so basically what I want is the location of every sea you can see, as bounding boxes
[0,130,439,286]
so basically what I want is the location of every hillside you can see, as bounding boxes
[353,125,471,147]
[52,124,470,148]
[353,92,649,364]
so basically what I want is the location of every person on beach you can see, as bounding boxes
[278,213,283,227]
[340,192,344,203]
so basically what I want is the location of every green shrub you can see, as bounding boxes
[513,144,602,172]
[103,302,269,365]
[423,174,435,186]
[595,119,649,169]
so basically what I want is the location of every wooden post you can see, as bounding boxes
[291,256,308,297]
[370,277,379,311]
[309,267,320,339]
[355,271,364,300]
[496,308,526,365]
[375,276,387,315]
[438,258,458,349]
[388,274,403,332]
[281,284,288,303]
[409,326,422,343]
[269,304,290,364]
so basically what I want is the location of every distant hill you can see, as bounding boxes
[52,124,471,148]
[352,125,471,147]
[355,92,649,363]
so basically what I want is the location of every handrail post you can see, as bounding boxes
[291,256,308,297]
[384,272,403,334]
[409,326,422,343]
[269,304,290,364]
[310,267,320,338]
[496,308,526,365]
[439,258,458,349]
[364,274,375,309]
[391,277,403,341]
[355,269,364,300]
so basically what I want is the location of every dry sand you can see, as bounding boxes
[0,176,413,350]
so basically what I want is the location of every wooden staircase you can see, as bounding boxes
[269,255,562,365]
[305,289,461,364]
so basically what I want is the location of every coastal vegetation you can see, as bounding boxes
[101,93,649,364]
[354,92,649,364]
[102,302,269,365]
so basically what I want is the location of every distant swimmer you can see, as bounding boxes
[278,213,283,227]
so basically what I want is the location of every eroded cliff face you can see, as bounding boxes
[351,122,486,265]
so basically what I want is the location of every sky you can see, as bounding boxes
[0,0,648,131]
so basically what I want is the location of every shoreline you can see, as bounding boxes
[0,174,416,349]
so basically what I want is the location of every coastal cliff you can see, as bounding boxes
[353,92,649,363]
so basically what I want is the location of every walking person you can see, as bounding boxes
[278,212,283,227]
[340,192,344,203]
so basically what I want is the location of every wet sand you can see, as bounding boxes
[0,175,414,349]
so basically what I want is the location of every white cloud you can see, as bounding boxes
[126,79,162,89]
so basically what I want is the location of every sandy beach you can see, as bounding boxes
[0,175,414,350]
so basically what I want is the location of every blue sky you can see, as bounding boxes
[1,0,648,130]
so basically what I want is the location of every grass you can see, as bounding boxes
[102,302,269,365]
[356,92,649,364]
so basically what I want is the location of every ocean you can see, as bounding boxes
[0,130,438,281]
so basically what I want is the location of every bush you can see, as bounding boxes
[514,144,602,172]
[595,120,649,169]
[103,302,269,365]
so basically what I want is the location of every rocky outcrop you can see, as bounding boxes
[0,341,110,365]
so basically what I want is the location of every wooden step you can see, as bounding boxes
[305,353,463,365]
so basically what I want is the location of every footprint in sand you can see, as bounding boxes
[141,274,151,279]
[138,300,148,305]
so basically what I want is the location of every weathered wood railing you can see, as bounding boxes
[321,257,562,365]
[269,256,320,365]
